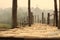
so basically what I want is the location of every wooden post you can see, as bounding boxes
[37,15,39,23]
[28,0,31,26]
[42,12,44,24]
[58,0,60,29]
[30,12,34,24]
[53,13,56,26]
[54,0,58,27]
[47,13,50,24]
[34,15,36,23]
[12,0,17,28]
[58,11,60,29]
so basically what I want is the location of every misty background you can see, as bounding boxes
[0,0,59,28]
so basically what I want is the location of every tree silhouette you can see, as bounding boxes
[12,0,17,28]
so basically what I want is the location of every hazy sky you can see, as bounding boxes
[0,0,59,10]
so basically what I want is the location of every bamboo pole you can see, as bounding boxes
[54,0,58,27]
[47,13,50,24]
[42,12,44,24]
[28,0,31,26]
[58,0,60,29]
[12,0,17,28]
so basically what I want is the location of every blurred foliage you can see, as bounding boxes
[0,23,12,29]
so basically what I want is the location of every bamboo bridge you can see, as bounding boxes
[0,0,60,40]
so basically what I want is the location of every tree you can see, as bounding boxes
[12,0,17,28]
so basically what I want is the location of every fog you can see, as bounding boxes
[0,0,59,10]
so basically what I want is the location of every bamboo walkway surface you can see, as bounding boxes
[0,23,60,38]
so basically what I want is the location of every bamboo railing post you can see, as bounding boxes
[12,0,17,28]
[37,16,39,23]
[34,15,36,23]
[28,0,31,26]
[53,13,56,26]
[47,13,50,24]
[42,12,44,24]
[58,11,60,29]
[58,0,60,29]
[30,12,34,24]
[37,15,39,23]
[54,0,58,27]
